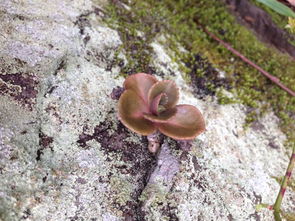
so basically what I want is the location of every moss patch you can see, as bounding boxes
[103,1,162,76]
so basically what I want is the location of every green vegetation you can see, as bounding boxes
[104,1,163,76]
[255,0,295,18]
[273,176,295,192]
[103,0,295,146]
[250,0,289,29]
[250,0,295,40]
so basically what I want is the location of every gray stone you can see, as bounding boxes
[0,1,294,221]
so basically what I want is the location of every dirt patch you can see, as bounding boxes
[186,54,231,99]
[225,0,295,59]
[36,131,54,161]
[110,86,124,100]
[0,72,39,110]
[77,119,155,175]
[39,132,54,148]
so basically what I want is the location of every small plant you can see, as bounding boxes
[118,73,205,152]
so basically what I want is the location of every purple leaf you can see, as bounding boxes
[148,80,179,110]
[156,104,205,140]
[149,93,168,115]
[143,108,177,123]
[118,89,156,135]
[124,73,158,105]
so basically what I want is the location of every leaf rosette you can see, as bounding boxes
[118,73,205,140]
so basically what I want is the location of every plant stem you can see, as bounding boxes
[147,131,162,153]
[273,145,295,220]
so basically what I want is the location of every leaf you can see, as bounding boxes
[148,80,179,110]
[124,73,158,104]
[156,105,205,140]
[149,93,168,115]
[256,0,295,18]
[144,108,177,123]
[118,89,156,135]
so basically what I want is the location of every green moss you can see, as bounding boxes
[103,2,163,75]
[216,89,237,105]
[103,0,295,146]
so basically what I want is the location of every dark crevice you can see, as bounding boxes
[131,138,166,221]
[248,212,261,221]
[20,208,31,220]
[36,130,54,161]
[74,15,91,35]
[42,175,47,183]
[36,149,43,162]
[74,7,105,36]
[186,54,232,99]
[53,59,67,76]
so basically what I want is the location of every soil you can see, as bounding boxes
[186,54,232,99]
[0,72,39,110]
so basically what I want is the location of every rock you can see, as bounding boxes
[0,1,294,221]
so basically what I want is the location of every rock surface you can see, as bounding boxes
[0,1,294,221]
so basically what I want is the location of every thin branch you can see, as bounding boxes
[196,21,295,97]
[273,146,295,220]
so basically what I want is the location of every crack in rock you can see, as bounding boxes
[136,140,180,220]
[148,141,180,187]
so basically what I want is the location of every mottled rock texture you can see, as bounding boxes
[0,1,294,221]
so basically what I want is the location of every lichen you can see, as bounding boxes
[109,176,134,207]
[139,183,170,220]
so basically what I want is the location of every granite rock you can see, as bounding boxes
[0,1,294,221]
